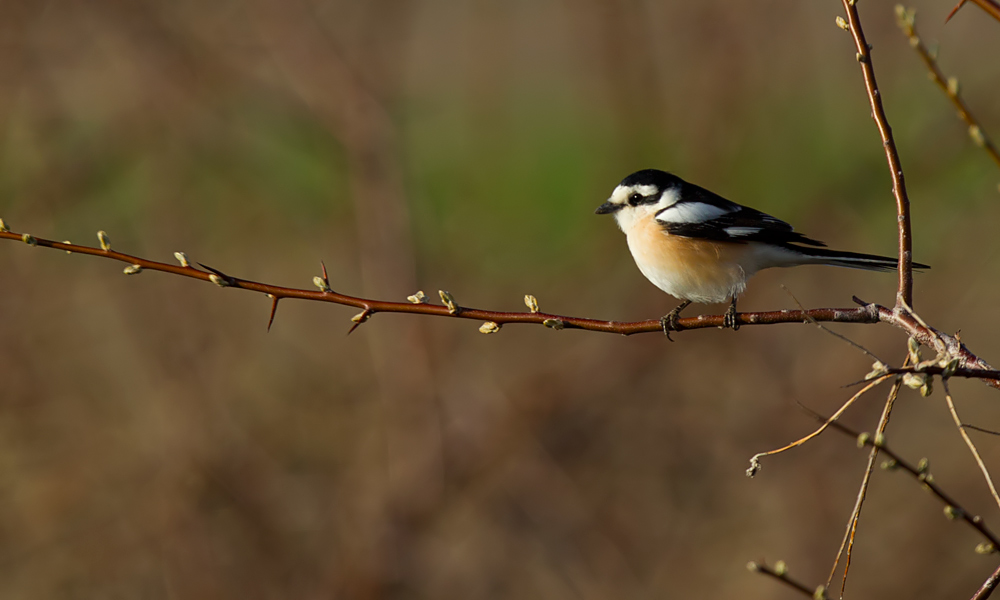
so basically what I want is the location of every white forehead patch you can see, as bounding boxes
[656,202,730,224]
[610,183,662,204]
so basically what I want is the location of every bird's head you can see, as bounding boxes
[595,169,681,233]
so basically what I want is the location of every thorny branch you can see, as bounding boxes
[2,226,998,391]
[896,6,1000,176]
[0,226,879,333]
[840,0,914,307]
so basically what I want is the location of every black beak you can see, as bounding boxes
[595,201,620,215]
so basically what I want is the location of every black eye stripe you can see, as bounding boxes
[628,192,659,206]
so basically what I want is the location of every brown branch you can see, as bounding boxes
[947,0,1000,24]
[748,561,826,599]
[866,301,1000,391]
[974,563,1000,600]
[897,7,1000,173]
[840,0,914,307]
[0,228,881,335]
[809,408,1000,551]
[4,227,1000,394]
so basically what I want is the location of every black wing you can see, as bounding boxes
[655,181,826,248]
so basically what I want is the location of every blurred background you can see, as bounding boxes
[1,0,1000,598]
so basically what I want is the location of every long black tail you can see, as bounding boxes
[792,246,930,272]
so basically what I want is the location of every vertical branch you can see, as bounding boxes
[840,0,914,307]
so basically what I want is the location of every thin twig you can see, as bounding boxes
[944,380,1000,511]
[973,562,1000,600]
[828,359,907,598]
[842,365,1000,386]
[965,424,1000,436]
[748,561,826,599]
[747,376,888,477]
[897,6,1000,174]
[782,284,884,363]
[804,406,1000,550]
[840,0,914,306]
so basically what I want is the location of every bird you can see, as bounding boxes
[595,169,928,336]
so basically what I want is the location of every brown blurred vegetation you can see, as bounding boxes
[1,1,1000,598]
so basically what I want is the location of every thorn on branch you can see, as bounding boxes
[199,263,236,287]
[439,290,460,314]
[347,308,372,335]
[314,262,333,292]
[407,291,427,304]
[97,230,111,251]
[174,252,190,267]
[946,0,968,22]
[267,295,280,332]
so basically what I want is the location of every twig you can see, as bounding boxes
[782,284,884,363]
[746,376,889,477]
[828,359,907,598]
[946,0,1000,24]
[804,406,1000,550]
[944,380,1000,511]
[840,0,914,307]
[748,560,826,599]
[974,563,1000,600]
[965,424,1000,436]
[897,7,1000,174]
[842,365,1000,385]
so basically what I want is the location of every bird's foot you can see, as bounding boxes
[660,300,692,341]
[723,301,740,331]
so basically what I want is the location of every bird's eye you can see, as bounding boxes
[628,193,643,206]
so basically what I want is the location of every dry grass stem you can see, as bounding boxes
[944,380,1000,511]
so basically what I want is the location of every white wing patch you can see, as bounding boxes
[656,202,730,224]
[724,226,762,237]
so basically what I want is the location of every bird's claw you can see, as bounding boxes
[723,302,740,331]
[660,314,678,342]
